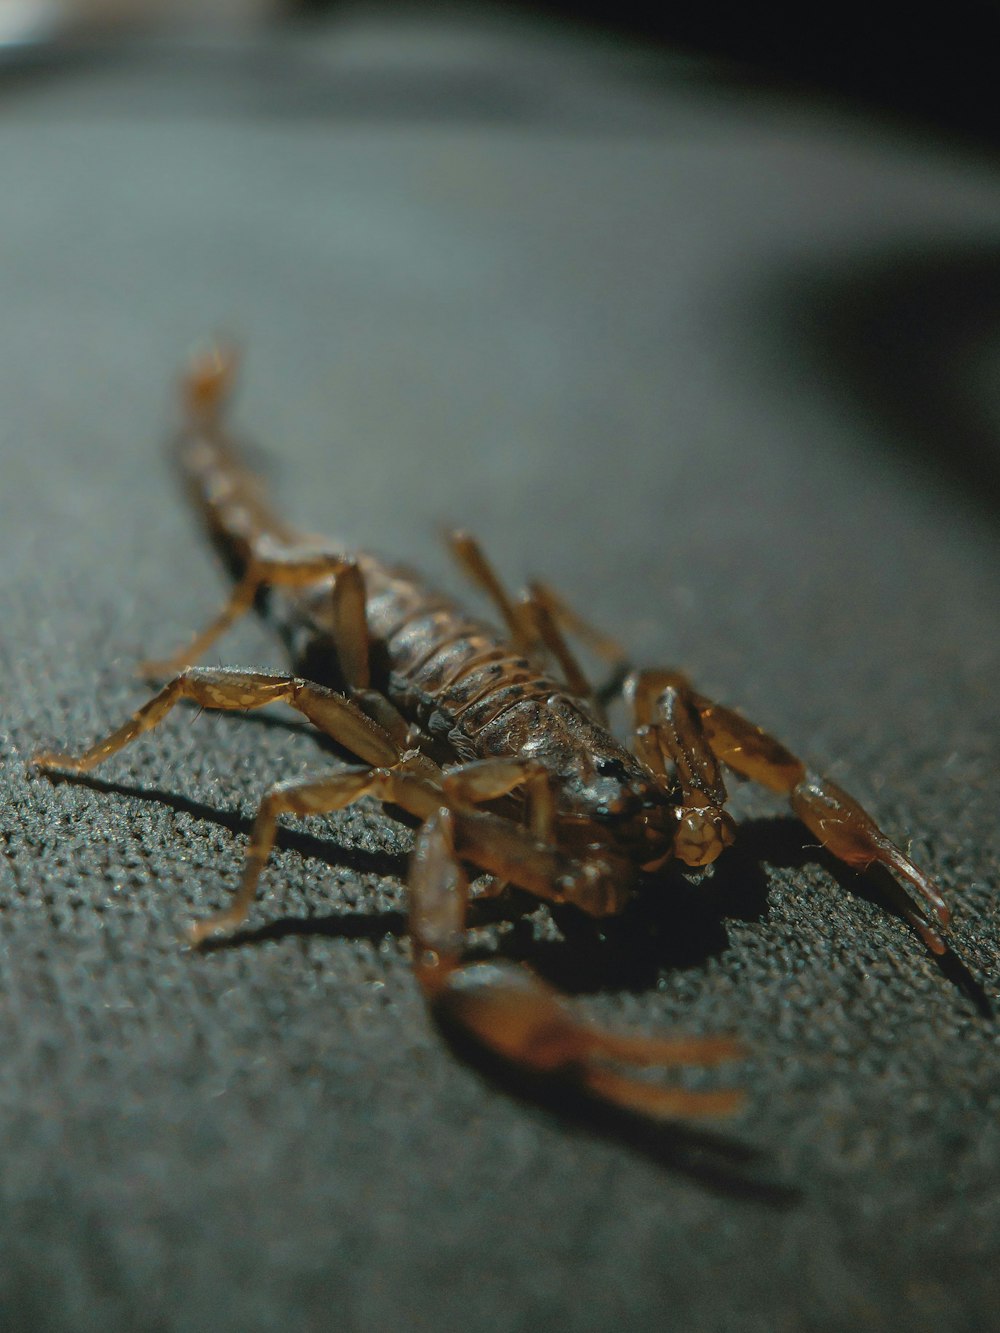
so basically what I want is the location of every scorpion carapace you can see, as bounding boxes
[33,346,951,1122]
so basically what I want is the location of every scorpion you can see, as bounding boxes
[33,347,951,1121]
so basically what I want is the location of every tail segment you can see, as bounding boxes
[174,344,297,579]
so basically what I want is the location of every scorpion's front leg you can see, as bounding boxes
[630,670,950,953]
[187,755,563,944]
[412,809,742,1120]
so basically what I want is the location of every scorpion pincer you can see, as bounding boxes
[33,346,951,1121]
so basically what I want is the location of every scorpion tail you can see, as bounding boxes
[180,340,240,425]
[142,343,350,677]
[172,342,299,579]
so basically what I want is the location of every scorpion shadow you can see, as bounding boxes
[43,764,797,1199]
[486,818,988,1019]
[47,754,987,1203]
[436,1021,800,1207]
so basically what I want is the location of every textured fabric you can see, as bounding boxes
[1,12,998,1331]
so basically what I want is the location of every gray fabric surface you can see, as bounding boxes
[1,10,999,1330]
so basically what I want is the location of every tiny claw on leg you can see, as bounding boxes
[32,751,81,774]
[907,915,949,958]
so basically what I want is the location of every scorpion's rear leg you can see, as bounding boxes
[446,531,626,708]
[413,809,742,1119]
[33,668,404,777]
[525,578,626,671]
[30,665,437,940]
[630,670,949,953]
[446,531,537,654]
[140,546,372,681]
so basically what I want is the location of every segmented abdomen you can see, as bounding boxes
[174,424,576,760]
[361,556,561,749]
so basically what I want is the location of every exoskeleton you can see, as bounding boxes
[34,348,950,1120]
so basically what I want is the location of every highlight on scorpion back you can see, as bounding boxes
[32,345,951,1122]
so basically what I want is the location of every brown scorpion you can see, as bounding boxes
[33,347,951,1120]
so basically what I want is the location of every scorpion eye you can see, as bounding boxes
[595,757,628,779]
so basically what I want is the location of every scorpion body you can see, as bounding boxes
[181,412,677,878]
[294,563,666,852]
[295,554,638,784]
[33,348,952,1121]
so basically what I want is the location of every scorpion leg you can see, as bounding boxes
[443,756,555,841]
[188,758,442,942]
[525,580,628,673]
[631,671,949,952]
[447,531,613,705]
[33,667,403,777]
[198,758,634,944]
[442,755,556,897]
[522,591,592,701]
[146,345,374,684]
[524,584,636,713]
[31,666,434,938]
[627,670,737,868]
[412,809,742,1119]
[140,546,371,682]
[191,756,564,943]
[446,530,542,658]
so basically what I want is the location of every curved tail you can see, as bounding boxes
[173,344,298,579]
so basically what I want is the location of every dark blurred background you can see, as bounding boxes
[9,0,1000,150]
[526,0,1000,148]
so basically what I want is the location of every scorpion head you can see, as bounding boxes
[555,744,680,864]
[600,762,686,863]
[542,703,735,871]
[567,751,736,872]
[515,699,732,871]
